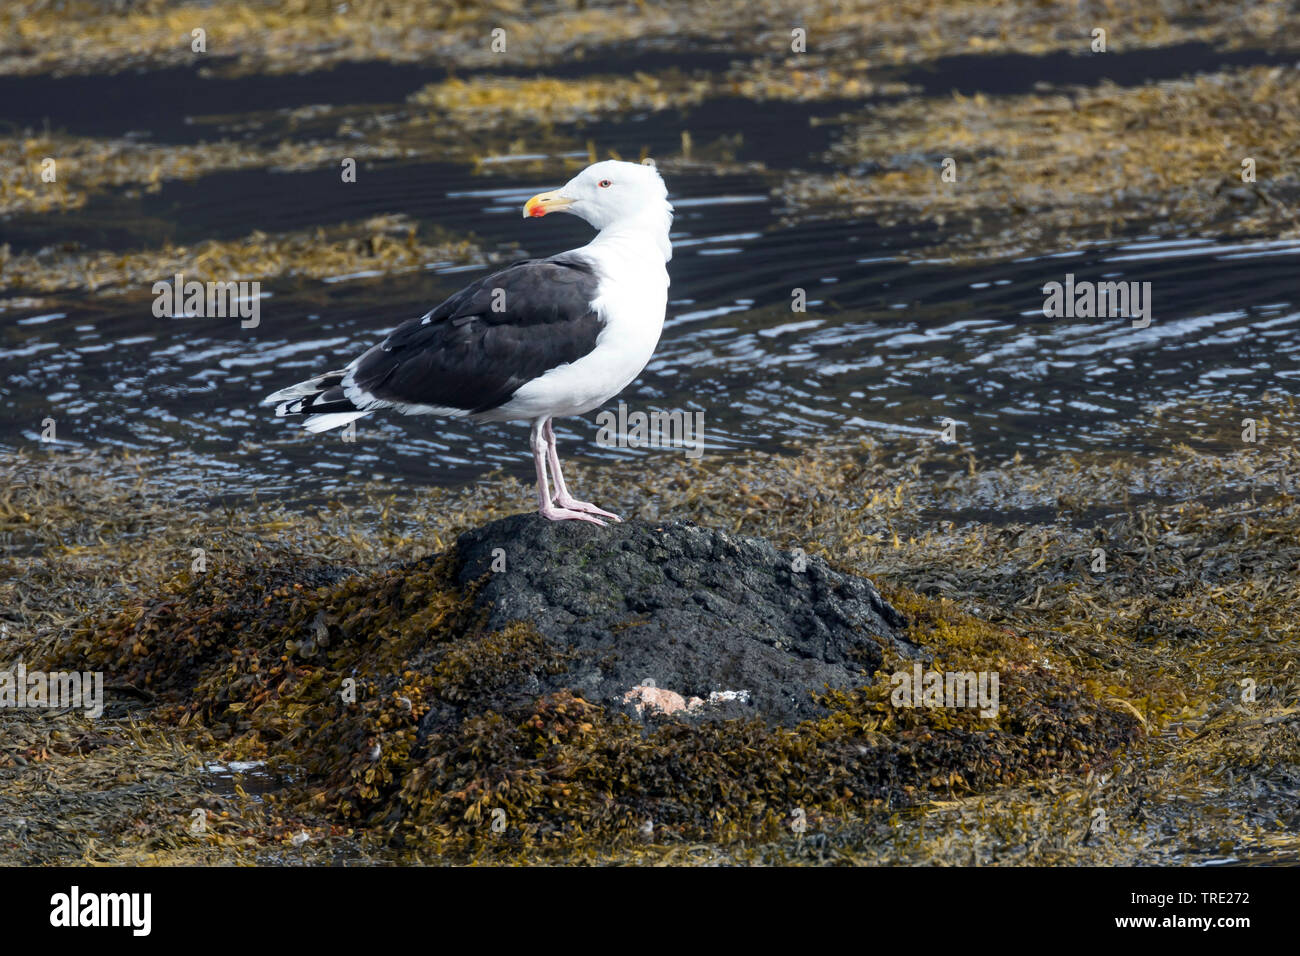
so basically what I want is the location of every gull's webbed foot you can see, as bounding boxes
[539,501,608,526]
[552,495,621,522]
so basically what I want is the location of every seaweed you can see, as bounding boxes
[7,397,1293,863]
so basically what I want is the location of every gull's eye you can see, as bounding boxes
[598,179,613,188]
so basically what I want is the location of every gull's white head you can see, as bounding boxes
[523,160,672,234]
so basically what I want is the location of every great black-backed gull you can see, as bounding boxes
[264,159,672,525]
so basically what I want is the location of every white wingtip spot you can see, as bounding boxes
[303,411,369,433]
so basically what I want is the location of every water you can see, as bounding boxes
[2,48,1297,502]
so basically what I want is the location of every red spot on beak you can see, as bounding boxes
[524,191,569,218]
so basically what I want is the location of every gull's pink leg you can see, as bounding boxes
[531,418,606,525]
[544,418,621,522]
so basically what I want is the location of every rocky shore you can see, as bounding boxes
[3,428,1296,863]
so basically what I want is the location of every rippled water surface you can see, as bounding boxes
[3,49,1297,501]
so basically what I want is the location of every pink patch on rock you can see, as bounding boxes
[623,684,705,716]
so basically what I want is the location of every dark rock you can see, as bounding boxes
[450,514,919,727]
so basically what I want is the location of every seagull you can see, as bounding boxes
[263,159,672,525]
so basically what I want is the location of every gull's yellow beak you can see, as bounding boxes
[523,189,574,218]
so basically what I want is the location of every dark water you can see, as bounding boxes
[2,47,1298,501]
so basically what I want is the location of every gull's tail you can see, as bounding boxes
[264,370,371,433]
